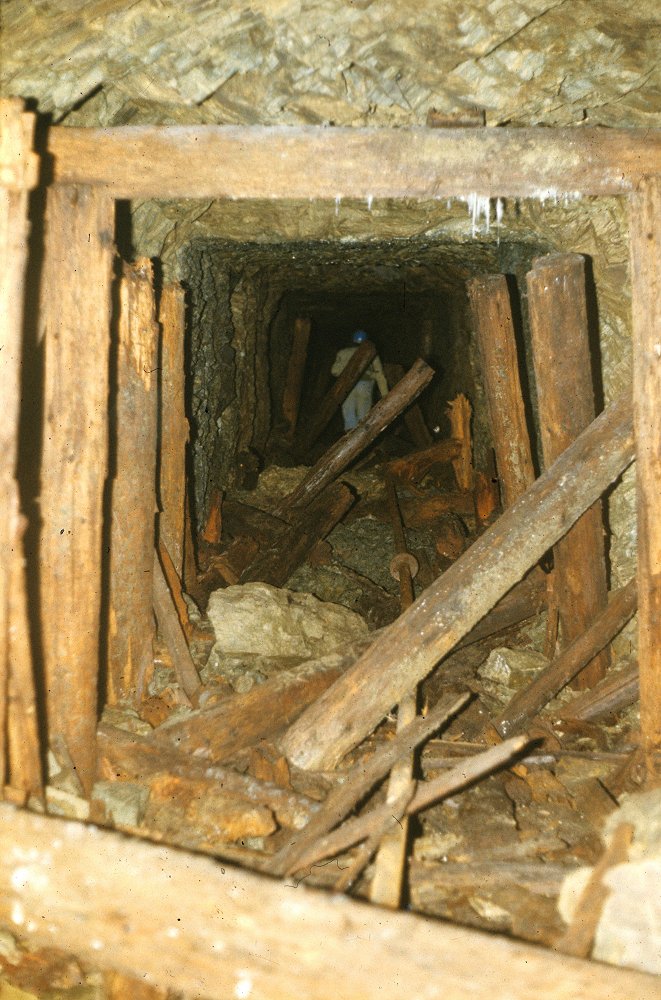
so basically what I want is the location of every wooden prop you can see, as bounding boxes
[527,253,610,689]
[385,438,462,494]
[107,259,159,707]
[0,805,656,1000]
[97,723,317,831]
[298,340,376,452]
[281,392,634,771]
[48,125,661,200]
[0,100,39,794]
[278,359,434,513]
[370,476,419,907]
[272,692,470,877]
[157,539,194,642]
[494,577,638,736]
[447,394,473,491]
[158,281,188,577]
[152,549,202,706]
[39,183,115,796]
[467,274,536,507]
[282,316,311,437]
[154,635,375,764]
[289,736,530,874]
[240,482,354,587]
[398,490,475,523]
[201,488,223,544]
[383,362,433,447]
[556,662,640,723]
[630,175,661,778]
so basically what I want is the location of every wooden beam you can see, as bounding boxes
[0,99,40,795]
[467,274,535,507]
[0,805,655,1000]
[281,392,634,771]
[630,174,661,778]
[526,253,610,688]
[39,183,115,795]
[297,339,376,452]
[47,126,661,200]
[282,316,311,438]
[158,282,188,578]
[152,550,202,705]
[107,259,159,707]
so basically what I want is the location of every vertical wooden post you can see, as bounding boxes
[282,316,311,437]
[158,282,188,579]
[447,394,473,491]
[108,259,160,707]
[630,175,661,778]
[526,253,610,689]
[40,183,115,795]
[0,100,40,795]
[467,275,536,507]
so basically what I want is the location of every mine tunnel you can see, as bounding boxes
[1,102,659,1000]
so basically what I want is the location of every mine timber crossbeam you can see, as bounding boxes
[47,125,661,200]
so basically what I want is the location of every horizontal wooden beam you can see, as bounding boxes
[47,126,661,201]
[0,805,656,1000]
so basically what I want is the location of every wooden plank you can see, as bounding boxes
[39,183,115,796]
[47,126,661,200]
[158,282,188,578]
[494,578,637,736]
[467,274,535,507]
[282,316,311,438]
[2,805,655,1000]
[107,260,159,707]
[0,100,39,794]
[278,359,434,513]
[280,392,634,771]
[152,550,202,705]
[526,253,610,688]
[631,175,661,778]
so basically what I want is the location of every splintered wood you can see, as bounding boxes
[158,282,188,576]
[40,182,115,796]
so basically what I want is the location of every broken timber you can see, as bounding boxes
[298,339,376,452]
[281,391,634,771]
[279,359,434,512]
[107,260,160,707]
[630,174,661,778]
[158,282,188,577]
[152,550,202,705]
[527,253,610,689]
[39,182,115,795]
[1,804,656,1000]
[47,126,661,199]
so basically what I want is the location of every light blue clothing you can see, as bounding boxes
[341,379,375,430]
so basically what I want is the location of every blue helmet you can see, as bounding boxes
[353,329,367,344]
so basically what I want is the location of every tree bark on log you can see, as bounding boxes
[281,392,634,771]
[526,253,610,688]
[467,274,535,507]
[282,316,311,438]
[494,578,638,736]
[107,260,159,707]
[2,805,655,1000]
[278,359,434,513]
[0,100,40,796]
[298,340,376,452]
[158,282,187,578]
[630,174,661,779]
[39,183,115,795]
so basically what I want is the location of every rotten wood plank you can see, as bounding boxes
[240,482,354,587]
[152,549,202,705]
[0,99,39,794]
[527,252,610,689]
[494,578,638,736]
[0,804,656,1000]
[279,359,434,513]
[153,635,375,764]
[556,662,640,723]
[282,316,311,438]
[298,339,376,452]
[158,282,188,577]
[447,394,473,491]
[107,259,159,707]
[467,274,535,507]
[280,391,634,771]
[47,125,661,200]
[39,183,115,795]
[630,174,661,778]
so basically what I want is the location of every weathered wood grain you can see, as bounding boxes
[158,282,188,578]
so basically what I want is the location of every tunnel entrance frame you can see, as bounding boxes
[1,103,660,995]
